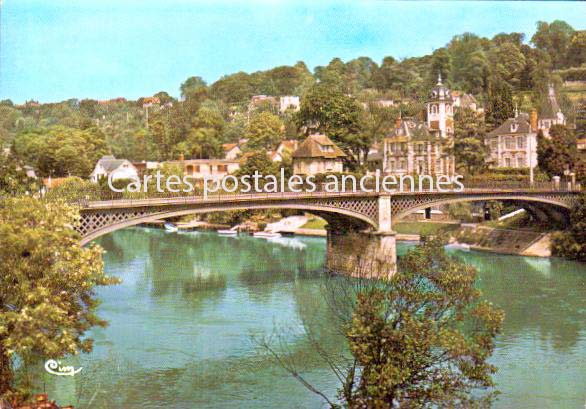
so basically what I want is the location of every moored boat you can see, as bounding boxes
[164,222,178,232]
[253,231,282,238]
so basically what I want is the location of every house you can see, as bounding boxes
[222,143,242,160]
[248,95,278,114]
[366,143,383,172]
[132,161,161,176]
[270,140,299,162]
[90,155,139,183]
[279,96,300,113]
[484,112,538,169]
[42,177,70,190]
[382,74,455,176]
[537,84,566,138]
[292,134,346,175]
[452,91,481,112]
[142,96,161,108]
[166,158,240,180]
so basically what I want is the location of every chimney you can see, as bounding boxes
[395,115,402,129]
[530,110,538,132]
[179,153,185,161]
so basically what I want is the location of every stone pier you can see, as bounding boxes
[326,196,397,279]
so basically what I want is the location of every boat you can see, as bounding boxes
[164,222,178,232]
[218,225,239,236]
[253,231,282,238]
[217,229,238,236]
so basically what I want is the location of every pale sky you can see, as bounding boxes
[1,0,585,103]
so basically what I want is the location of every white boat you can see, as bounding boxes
[253,231,282,238]
[164,222,178,232]
[217,229,238,236]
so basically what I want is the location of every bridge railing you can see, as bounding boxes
[70,180,581,209]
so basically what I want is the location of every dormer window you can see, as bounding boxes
[319,144,334,153]
[510,123,519,132]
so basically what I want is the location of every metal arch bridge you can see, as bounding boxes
[76,186,580,245]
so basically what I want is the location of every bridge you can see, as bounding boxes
[76,185,580,277]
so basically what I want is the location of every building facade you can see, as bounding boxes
[90,155,139,183]
[382,75,455,176]
[484,113,538,169]
[292,134,346,175]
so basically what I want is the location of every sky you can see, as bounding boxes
[1,0,586,103]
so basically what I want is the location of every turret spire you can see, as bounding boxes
[437,72,443,85]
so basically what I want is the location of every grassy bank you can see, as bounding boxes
[393,222,460,236]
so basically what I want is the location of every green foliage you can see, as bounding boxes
[44,177,101,202]
[453,108,487,175]
[236,150,280,177]
[485,81,514,128]
[0,197,119,396]
[448,202,474,222]
[12,126,108,177]
[537,125,577,177]
[246,111,284,151]
[531,20,575,69]
[0,155,41,197]
[551,193,586,261]
[344,239,503,407]
[296,84,366,166]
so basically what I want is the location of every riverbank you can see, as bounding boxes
[141,217,554,257]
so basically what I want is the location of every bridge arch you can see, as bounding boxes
[393,194,572,222]
[79,202,377,246]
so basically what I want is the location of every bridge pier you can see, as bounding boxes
[325,196,397,280]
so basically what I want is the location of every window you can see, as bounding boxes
[435,159,442,173]
[516,155,526,168]
[490,140,498,151]
[320,144,334,153]
[399,160,406,170]
[217,165,228,172]
[510,123,519,132]
[516,136,525,149]
[504,157,511,167]
[389,160,395,171]
[431,104,437,114]
[505,137,515,150]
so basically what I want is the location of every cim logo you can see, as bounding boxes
[44,359,83,377]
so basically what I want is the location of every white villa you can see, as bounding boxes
[90,155,139,183]
[485,113,538,169]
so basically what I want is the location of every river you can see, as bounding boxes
[43,227,586,408]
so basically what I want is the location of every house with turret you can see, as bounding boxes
[382,74,455,176]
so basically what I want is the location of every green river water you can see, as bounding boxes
[42,227,585,408]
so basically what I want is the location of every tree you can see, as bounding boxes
[531,20,575,69]
[180,76,207,100]
[485,81,514,128]
[259,238,504,408]
[453,108,487,174]
[12,126,109,177]
[0,155,41,197]
[177,127,223,159]
[296,84,366,167]
[246,111,284,151]
[567,31,586,67]
[236,150,280,177]
[537,125,577,177]
[551,193,586,261]
[0,197,118,397]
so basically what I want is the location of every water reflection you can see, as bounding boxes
[39,228,586,409]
